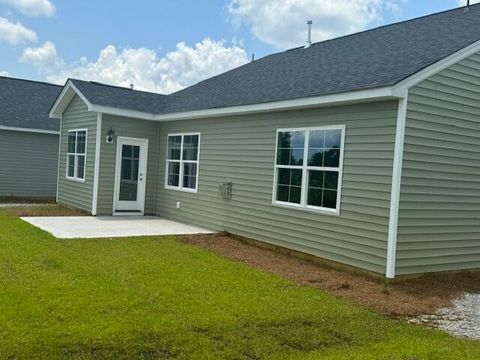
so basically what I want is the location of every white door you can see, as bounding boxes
[114,137,149,213]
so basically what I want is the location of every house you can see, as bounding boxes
[0,77,62,198]
[49,5,480,278]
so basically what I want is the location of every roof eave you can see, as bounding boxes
[88,104,156,120]
[151,86,404,122]
[81,86,402,122]
[49,38,480,122]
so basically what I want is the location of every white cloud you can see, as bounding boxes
[0,70,9,76]
[46,38,249,94]
[228,0,404,49]
[457,0,480,5]
[0,0,55,17]
[0,16,36,45]
[20,41,59,67]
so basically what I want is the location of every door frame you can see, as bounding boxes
[112,136,149,215]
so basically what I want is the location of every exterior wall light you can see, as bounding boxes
[106,128,115,144]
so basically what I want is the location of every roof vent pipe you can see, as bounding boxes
[305,20,312,48]
[465,0,471,11]
[130,83,134,90]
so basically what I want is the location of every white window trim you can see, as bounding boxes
[66,128,88,182]
[164,132,201,193]
[272,125,346,216]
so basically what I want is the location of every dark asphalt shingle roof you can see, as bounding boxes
[67,4,480,116]
[70,80,169,114]
[0,76,61,131]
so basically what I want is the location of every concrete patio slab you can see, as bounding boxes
[21,216,214,239]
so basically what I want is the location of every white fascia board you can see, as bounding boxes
[88,86,401,122]
[0,125,59,135]
[49,80,93,119]
[152,87,401,122]
[386,93,408,279]
[89,104,156,120]
[393,39,480,93]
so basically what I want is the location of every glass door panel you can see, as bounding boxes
[119,144,140,201]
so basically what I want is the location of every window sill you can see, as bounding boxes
[272,201,340,216]
[164,185,198,194]
[65,176,86,183]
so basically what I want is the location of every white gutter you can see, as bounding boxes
[86,86,403,122]
[89,104,156,121]
[0,125,59,135]
[151,87,404,121]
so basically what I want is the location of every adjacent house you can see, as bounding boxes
[0,77,61,198]
[49,5,480,278]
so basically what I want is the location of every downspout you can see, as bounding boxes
[386,92,408,278]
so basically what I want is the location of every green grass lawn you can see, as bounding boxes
[0,212,478,359]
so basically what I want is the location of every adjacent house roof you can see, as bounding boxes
[0,76,62,132]
[53,4,480,118]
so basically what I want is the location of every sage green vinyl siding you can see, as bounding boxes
[397,52,480,275]
[96,115,160,215]
[0,130,58,198]
[156,101,398,273]
[57,95,97,213]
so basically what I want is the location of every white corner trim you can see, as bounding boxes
[386,94,408,279]
[393,39,480,92]
[0,125,59,135]
[91,112,102,216]
[56,115,62,202]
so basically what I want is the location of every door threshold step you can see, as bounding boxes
[112,211,144,216]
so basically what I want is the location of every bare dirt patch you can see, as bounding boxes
[1,204,87,217]
[0,196,55,204]
[180,233,480,318]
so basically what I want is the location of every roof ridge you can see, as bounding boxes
[287,3,478,51]
[0,75,62,88]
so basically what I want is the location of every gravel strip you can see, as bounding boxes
[409,293,480,340]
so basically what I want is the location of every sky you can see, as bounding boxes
[0,0,476,94]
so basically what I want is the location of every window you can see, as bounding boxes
[165,133,200,192]
[273,125,345,214]
[66,129,87,181]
